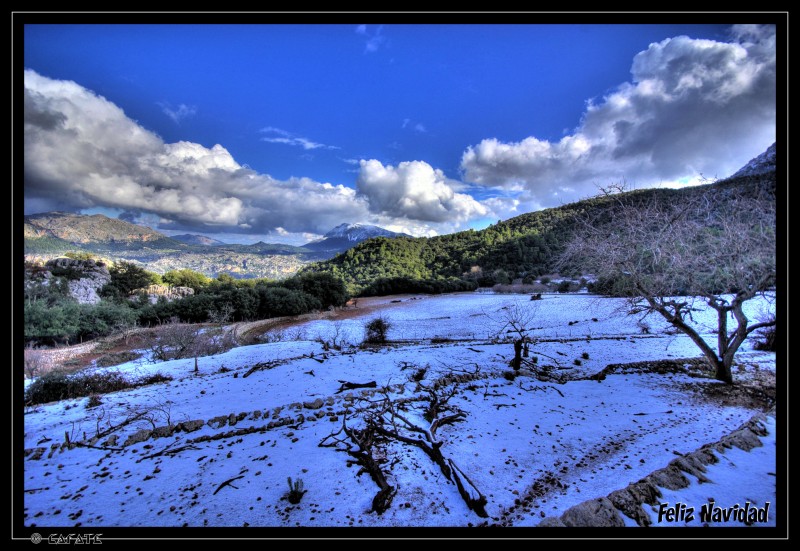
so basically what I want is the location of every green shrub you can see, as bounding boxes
[359,276,476,297]
[101,261,159,300]
[139,373,173,385]
[86,394,102,409]
[162,268,211,292]
[25,370,173,405]
[364,317,391,344]
[24,370,72,403]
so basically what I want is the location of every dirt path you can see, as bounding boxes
[234,295,419,342]
[31,295,420,374]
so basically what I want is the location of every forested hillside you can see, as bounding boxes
[306,172,777,293]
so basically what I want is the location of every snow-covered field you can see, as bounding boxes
[22,292,777,530]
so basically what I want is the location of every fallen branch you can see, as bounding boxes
[335,380,377,394]
[139,444,200,461]
[74,442,125,452]
[243,360,282,378]
[494,403,517,410]
[633,410,673,416]
[94,411,147,440]
[372,423,453,480]
[448,459,489,518]
[213,475,245,495]
[518,381,565,398]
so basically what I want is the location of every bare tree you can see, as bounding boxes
[561,181,776,384]
[147,318,238,362]
[24,346,45,380]
[207,303,235,325]
[487,302,537,371]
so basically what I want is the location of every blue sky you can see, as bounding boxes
[23,22,777,245]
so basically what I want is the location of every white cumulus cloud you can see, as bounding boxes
[23,70,492,242]
[357,159,487,224]
[23,70,367,235]
[460,24,776,208]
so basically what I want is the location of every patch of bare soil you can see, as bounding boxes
[592,357,714,379]
[42,295,421,373]
[682,370,776,411]
[592,357,776,411]
[237,295,418,343]
[57,332,155,373]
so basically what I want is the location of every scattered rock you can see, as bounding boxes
[177,420,204,433]
[560,497,625,527]
[723,426,764,452]
[303,398,324,410]
[669,455,711,483]
[646,466,690,491]
[208,416,228,430]
[152,425,174,439]
[25,447,46,461]
[608,481,661,526]
[123,429,152,447]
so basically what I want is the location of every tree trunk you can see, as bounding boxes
[642,294,735,385]
[512,339,523,371]
[712,357,733,384]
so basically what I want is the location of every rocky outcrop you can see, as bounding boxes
[68,277,109,305]
[130,284,194,304]
[34,257,112,305]
[730,142,776,179]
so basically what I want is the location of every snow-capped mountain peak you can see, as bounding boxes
[323,223,401,242]
[305,223,411,254]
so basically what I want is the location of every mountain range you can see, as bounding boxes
[170,233,227,246]
[24,214,411,279]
